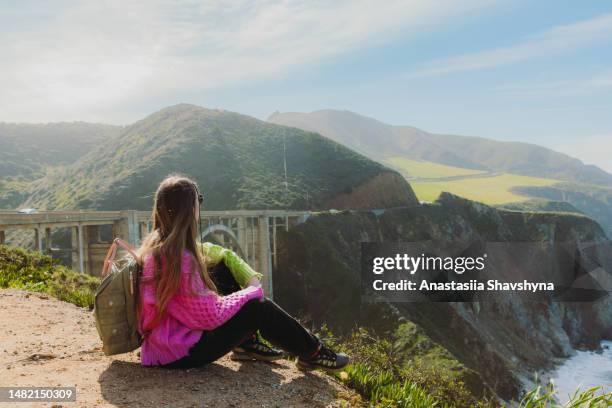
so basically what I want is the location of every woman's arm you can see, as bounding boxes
[246,276,261,288]
[170,285,263,330]
[198,242,263,288]
[169,254,264,330]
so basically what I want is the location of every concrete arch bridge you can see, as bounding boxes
[0,210,311,298]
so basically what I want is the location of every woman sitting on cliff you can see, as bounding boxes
[136,174,349,372]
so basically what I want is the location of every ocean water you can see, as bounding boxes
[551,340,612,403]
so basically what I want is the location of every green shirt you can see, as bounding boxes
[197,242,263,288]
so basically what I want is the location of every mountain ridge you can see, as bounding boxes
[21,104,418,211]
[0,121,122,181]
[268,109,612,186]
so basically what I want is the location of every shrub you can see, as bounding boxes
[317,325,492,407]
[316,326,611,407]
[0,245,99,308]
[519,383,611,408]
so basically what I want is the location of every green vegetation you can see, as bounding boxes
[385,157,486,179]
[0,245,99,307]
[0,122,121,210]
[269,109,612,186]
[321,326,611,407]
[519,384,611,408]
[411,173,558,205]
[0,179,31,209]
[499,199,582,214]
[392,322,480,390]
[0,122,120,182]
[24,104,411,211]
[270,109,612,236]
[321,326,491,407]
[512,182,612,237]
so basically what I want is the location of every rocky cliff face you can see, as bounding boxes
[274,193,611,399]
[323,171,419,210]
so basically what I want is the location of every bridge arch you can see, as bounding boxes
[200,223,246,259]
[1,209,311,298]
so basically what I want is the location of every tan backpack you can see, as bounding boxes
[94,238,142,355]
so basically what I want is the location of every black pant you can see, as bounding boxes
[162,262,320,369]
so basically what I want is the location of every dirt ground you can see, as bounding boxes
[0,289,360,408]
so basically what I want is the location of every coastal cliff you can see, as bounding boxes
[274,192,612,399]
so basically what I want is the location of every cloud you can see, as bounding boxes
[404,13,612,79]
[493,71,612,96]
[0,0,494,123]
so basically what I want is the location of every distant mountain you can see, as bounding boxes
[510,183,612,237]
[0,122,122,181]
[0,122,122,209]
[499,199,584,215]
[268,110,612,187]
[22,104,417,211]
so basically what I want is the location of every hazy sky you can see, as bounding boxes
[1,0,611,171]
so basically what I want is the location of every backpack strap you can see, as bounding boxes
[102,238,141,277]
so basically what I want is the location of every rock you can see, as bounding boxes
[275,196,612,400]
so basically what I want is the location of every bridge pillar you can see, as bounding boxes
[34,227,43,253]
[78,224,85,273]
[139,222,149,243]
[84,225,110,275]
[258,215,273,299]
[70,225,82,271]
[68,224,88,273]
[236,217,248,254]
[71,226,79,271]
[44,227,52,254]
[113,210,140,245]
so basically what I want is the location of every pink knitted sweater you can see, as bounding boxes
[138,250,264,366]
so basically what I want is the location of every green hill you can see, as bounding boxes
[269,109,612,236]
[511,183,612,238]
[411,173,558,205]
[22,104,417,211]
[268,110,612,187]
[0,122,122,181]
[385,157,486,179]
[0,122,122,209]
[499,199,584,214]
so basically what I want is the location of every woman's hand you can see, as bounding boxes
[246,276,262,288]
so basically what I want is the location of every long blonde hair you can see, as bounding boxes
[138,174,217,326]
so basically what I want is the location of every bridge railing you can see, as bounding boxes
[0,209,311,299]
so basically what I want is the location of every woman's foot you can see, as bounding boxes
[230,335,284,362]
[296,344,349,373]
